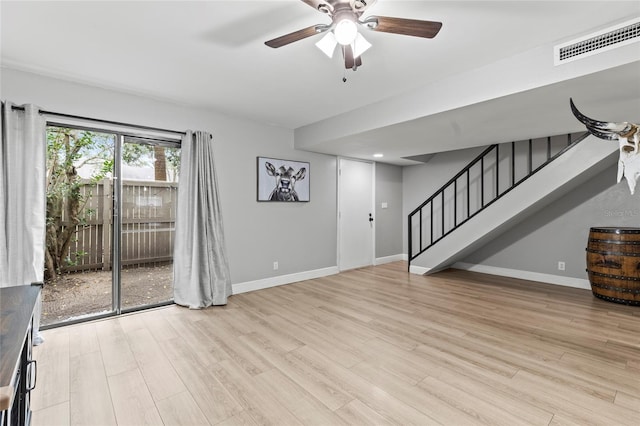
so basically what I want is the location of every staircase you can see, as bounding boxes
[408,132,619,274]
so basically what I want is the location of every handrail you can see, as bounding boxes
[408,131,590,267]
[409,144,497,217]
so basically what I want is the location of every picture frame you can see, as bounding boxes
[257,156,310,202]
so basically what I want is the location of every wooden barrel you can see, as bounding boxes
[586,227,640,305]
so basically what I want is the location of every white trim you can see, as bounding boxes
[375,254,407,265]
[232,266,339,295]
[409,265,431,275]
[452,262,591,290]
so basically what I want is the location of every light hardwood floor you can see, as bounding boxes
[31,262,640,425]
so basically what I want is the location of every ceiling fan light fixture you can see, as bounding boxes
[334,18,358,45]
[362,16,378,30]
[315,31,338,58]
[352,32,371,58]
[352,0,367,10]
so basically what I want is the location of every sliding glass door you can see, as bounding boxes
[120,139,180,311]
[42,126,180,326]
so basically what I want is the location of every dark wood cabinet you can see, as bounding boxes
[0,285,40,426]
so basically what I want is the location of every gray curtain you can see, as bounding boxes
[173,130,232,308]
[0,102,46,343]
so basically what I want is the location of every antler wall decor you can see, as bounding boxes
[570,98,640,194]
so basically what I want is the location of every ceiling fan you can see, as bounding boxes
[264,0,442,71]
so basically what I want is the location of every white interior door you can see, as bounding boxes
[338,158,374,271]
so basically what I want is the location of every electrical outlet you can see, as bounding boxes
[558,261,565,271]
[273,261,279,271]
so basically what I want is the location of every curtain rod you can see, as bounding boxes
[10,105,186,136]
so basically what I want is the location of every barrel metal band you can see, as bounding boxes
[587,271,640,282]
[588,238,640,245]
[590,228,640,234]
[592,292,640,306]
[590,281,640,295]
[586,248,640,257]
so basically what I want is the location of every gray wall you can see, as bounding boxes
[2,68,337,284]
[462,166,639,279]
[374,162,403,258]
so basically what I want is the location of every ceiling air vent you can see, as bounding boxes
[554,17,640,65]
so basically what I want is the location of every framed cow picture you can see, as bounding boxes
[257,156,310,202]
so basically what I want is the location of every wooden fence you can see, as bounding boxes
[62,179,178,272]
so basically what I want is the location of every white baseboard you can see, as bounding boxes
[409,265,432,275]
[452,262,591,290]
[232,266,339,295]
[375,254,407,265]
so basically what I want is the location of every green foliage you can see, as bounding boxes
[166,147,180,172]
[47,126,115,179]
[45,127,115,279]
[123,143,152,167]
[121,143,180,181]
[64,251,88,267]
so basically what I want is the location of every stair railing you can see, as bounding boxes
[408,132,590,267]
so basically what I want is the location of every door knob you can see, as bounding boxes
[369,213,374,222]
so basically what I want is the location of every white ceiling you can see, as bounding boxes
[1,1,639,165]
